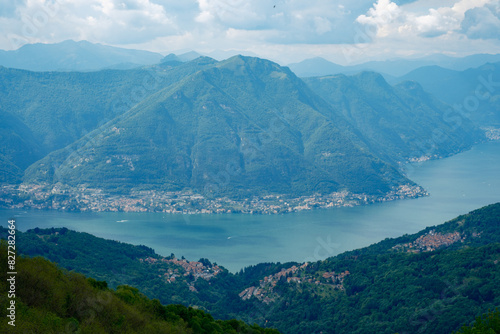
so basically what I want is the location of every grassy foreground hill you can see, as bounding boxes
[2,203,499,333]
[0,242,279,333]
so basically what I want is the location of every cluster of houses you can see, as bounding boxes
[239,263,350,303]
[1,182,426,214]
[139,256,222,285]
[392,230,464,253]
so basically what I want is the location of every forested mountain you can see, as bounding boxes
[397,62,500,126]
[0,57,217,153]
[2,203,499,333]
[0,40,163,72]
[0,109,43,183]
[23,55,413,197]
[0,55,484,203]
[303,73,483,163]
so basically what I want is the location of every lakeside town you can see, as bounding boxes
[0,183,427,214]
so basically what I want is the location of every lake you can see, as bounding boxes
[1,141,499,272]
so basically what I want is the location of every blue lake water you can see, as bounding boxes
[1,141,499,272]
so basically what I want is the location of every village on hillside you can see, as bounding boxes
[239,263,350,304]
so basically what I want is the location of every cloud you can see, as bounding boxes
[0,0,499,65]
[0,0,26,18]
[2,0,196,48]
[461,3,500,40]
[193,0,375,44]
[355,0,500,41]
[356,0,402,37]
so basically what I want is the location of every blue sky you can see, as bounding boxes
[1,0,499,64]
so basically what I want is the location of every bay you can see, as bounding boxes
[1,141,499,272]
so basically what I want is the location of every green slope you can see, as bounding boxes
[0,57,217,183]
[0,109,43,183]
[0,58,216,154]
[304,72,484,164]
[398,62,500,126]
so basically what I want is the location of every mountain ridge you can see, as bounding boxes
[0,40,164,72]
[21,56,415,198]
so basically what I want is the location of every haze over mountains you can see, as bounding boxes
[0,40,496,206]
[397,63,500,126]
[0,40,164,72]
[288,54,500,78]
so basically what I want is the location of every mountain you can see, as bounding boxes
[0,109,43,182]
[22,56,414,198]
[287,57,434,78]
[205,49,260,61]
[3,202,499,333]
[397,62,500,126]
[0,55,484,205]
[286,57,349,77]
[177,51,203,62]
[0,57,218,179]
[303,72,484,163]
[423,53,500,71]
[288,54,500,78]
[0,243,279,333]
[0,40,163,72]
[161,53,184,66]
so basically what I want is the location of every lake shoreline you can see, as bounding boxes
[0,182,426,214]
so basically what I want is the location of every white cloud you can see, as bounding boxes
[192,0,370,44]
[356,0,499,39]
[461,2,500,40]
[2,0,193,48]
[0,0,499,64]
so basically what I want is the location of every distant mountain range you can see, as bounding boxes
[0,40,261,72]
[0,40,163,71]
[2,39,498,77]
[289,57,500,128]
[288,54,500,78]
[394,62,500,126]
[0,55,484,201]
[3,202,499,333]
[303,73,482,163]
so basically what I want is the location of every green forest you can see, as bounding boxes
[0,242,279,333]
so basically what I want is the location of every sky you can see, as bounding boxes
[0,0,499,64]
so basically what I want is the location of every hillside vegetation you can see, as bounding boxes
[0,243,279,334]
[3,203,499,333]
[0,55,484,202]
